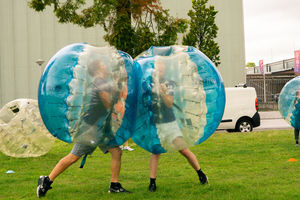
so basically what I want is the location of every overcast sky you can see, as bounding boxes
[243,0,300,65]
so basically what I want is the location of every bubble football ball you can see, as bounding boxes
[0,99,54,157]
[278,76,300,130]
[38,43,136,147]
[132,46,225,154]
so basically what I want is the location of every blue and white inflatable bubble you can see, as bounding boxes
[38,43,136,147]
[132,46,225,154]
[278,76,300,130]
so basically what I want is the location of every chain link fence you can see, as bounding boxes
[245,58,297,110]
[246,74,295,110]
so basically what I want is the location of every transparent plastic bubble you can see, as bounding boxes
[38,43,136,148]
[0,99,54,157]
[132,46,225,153]
[278,76,300,129]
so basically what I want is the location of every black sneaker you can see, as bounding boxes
[37,176,53,198]
[199,175,209,185]
[149,183,156,192]
[108,183,131,193]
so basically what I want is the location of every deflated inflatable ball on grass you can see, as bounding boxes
[0,99,54,158]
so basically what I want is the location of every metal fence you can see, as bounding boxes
[246,75,295,103]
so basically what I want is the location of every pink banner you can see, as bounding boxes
[294,50,300,73]
[259,60,264,74]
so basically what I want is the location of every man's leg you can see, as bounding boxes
[37,143,94,198]
[179,148,208,184]
[107,147,130,193]
[150,154,160,178]
[149,154,160,192]
[37,153,81,198]
[49,153,81,181]
[294,129,299,145]
[179,148,200,170]
[108,147,122,183]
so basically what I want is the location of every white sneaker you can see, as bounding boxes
[123,146,134,151]
[119,145,123,150]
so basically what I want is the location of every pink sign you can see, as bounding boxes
[294,50,300,73]
[259,60,264,74]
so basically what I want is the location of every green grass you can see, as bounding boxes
[1,130,300,200]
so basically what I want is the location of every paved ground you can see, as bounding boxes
[258,111,282,119]
[254,111,292,131]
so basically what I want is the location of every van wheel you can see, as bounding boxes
[235,119,253,132]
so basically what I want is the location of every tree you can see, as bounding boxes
[246,62,256,68]
[182,0,220,66]
[28,0,187,57]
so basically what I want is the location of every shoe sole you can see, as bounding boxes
[108,189,131,193]
[36,176,48,198]
[201,176,209,185]
[204,176,209,185]
[37,185,42,198]
[37,177,43,198]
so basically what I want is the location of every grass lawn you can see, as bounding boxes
[1,130,300,200]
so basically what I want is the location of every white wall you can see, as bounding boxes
[0,0,107,107]
[161,0,246,87]
[0,0,245,107]
[210,0,246,87]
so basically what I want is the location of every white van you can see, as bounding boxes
[217,86,260,132]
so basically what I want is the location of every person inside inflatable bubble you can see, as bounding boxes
[72,59,128,149]
[291,87,300,146]
[151,60,188,150]
[278,76,300,146]
[132,46,225,191]
[147,58,209,191]
[37,43,134,197]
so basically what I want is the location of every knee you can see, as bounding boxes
[110,147,122,159]
[152,154,161,160]
[179,148,190,157]
[117,148,122,157]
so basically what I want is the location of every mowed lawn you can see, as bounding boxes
[1,130,300,200]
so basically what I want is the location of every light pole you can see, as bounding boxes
[36,59,45,75]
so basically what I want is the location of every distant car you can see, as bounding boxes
[217,87,260,132]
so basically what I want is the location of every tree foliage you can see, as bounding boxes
[28,0,187,57]
[182,0,220,66]
[246,62,256,68]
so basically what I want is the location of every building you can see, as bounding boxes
[246,58,294,75]
[0,0,245,107]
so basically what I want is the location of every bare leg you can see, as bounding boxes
[150,154,160,178]
[179,148,200,170]
[49,153,81,181]
[124,140,129,147]
[148,154,160,192]
[108,147,122,182]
